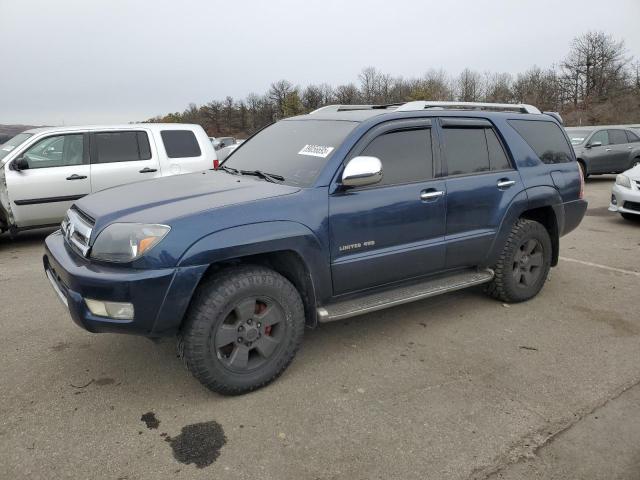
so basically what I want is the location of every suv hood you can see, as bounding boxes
[75,170,300,227]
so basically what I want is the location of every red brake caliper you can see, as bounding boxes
[255,302,271,336]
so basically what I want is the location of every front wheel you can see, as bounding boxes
[179,265,305,395]
[486,219,552,303]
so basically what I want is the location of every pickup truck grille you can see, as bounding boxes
[61,207,94,257]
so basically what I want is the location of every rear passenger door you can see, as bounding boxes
[89,130,161,192]
[159,129,209,174]
[438,118,522,269]
[329,119,447,295]
[608,129,632,172]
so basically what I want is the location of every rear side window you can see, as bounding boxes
[161,130,201,158]
[94,131,151,163]
[509,120,573,164]
[609,129,628,145]
[626,130,640,143]
[441,127,511,176]
[360,128,433,186]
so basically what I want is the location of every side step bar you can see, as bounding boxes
[317,268,494,323]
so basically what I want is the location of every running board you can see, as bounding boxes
[317,268,494,323]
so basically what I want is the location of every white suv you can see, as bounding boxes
[0,123,216,235]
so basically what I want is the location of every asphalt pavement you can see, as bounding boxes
[1,175,639,480]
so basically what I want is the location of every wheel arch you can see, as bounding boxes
[487,187,562,267]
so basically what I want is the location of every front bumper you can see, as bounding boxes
[609,183,640,216]
[43,230,205,336]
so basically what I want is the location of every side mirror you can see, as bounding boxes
[587,141,602,149]
[341,156,383,187]
[11,157,29,171]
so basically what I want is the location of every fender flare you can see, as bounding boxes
[178,220,331,300]
[485,186,562,267]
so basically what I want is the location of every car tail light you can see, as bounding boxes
[578,165,585,199]
[213,159,219,170]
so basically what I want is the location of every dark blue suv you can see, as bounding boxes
[43,101,587,394]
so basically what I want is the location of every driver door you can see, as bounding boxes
[5,133,90,228]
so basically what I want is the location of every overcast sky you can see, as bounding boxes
[0,0,638,125]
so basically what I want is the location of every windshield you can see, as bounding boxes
[567,130,591,146]
[224,119,357,186]
[0,133,33,161]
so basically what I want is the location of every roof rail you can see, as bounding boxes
[310,103,403,114]
[396,101,541,114]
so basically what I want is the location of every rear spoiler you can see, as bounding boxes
[543,112,563,125]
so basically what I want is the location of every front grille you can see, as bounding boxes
[62,207,94,256]
[635,180,640,189]
[623,201,640,212]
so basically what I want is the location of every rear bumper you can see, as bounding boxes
[561,199,588,236]
[43,230,205,336]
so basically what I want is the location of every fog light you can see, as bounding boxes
[85,298,134,320]
[611,194,617,205]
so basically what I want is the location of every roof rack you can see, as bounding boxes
[395,101,541,114]
[310,104,403,114]
[310,101,542,115]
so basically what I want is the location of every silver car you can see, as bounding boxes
[609,165,640,221]
[566,126,640,179]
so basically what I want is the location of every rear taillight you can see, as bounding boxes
[578,164,585,199]
[213,159,219,170]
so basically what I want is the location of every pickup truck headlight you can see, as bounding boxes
[90,223,170,262]
[616,174,632,189]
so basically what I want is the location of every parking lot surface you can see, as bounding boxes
[1,176,639,480]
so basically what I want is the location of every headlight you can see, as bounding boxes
[90,223,170,262]
[616,174,631,189]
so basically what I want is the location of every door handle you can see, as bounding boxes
[605,148,612,151]
[420,190,444,201]
[66,174,87,180]
[139,167,157,173]
[497,179,516,189]
[628,146,633,149]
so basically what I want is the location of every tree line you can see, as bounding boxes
[147,31,640,137]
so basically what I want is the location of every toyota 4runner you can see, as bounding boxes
[43,101,587,395]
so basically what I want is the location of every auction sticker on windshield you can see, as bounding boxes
[298,144,334,158]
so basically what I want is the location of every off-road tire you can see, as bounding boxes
[486,218,552,303]
[178,265,305,395]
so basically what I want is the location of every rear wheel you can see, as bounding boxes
[486,219,552,303]
[179,265,305,395]
[631,158,640,169]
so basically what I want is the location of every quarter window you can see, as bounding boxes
[509,120,574,164]
[360,128,433,186]
[161,130,202,158]
[441,127,511,176]
[93,131,151,163]
[21,134,84,169]
[608,129,628,145]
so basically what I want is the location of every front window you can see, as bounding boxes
[567,130,590,146]
[223,120,357,186]
[21,134,84,168]
[0,133,33,161]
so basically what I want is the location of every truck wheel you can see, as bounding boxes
[179,265,304,395]
[486,219,552,303]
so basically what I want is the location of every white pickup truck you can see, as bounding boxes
[0,123,216,235]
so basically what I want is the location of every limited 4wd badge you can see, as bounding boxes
[298,144,334,158]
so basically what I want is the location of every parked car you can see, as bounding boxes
[609,164,640,221]
[566,126,640,179]
[213,137,243,162]
[0,124,216,235]
[44,101,586,395]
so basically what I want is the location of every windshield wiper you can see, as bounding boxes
[219,165,240,175]
[239,170,285,183]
